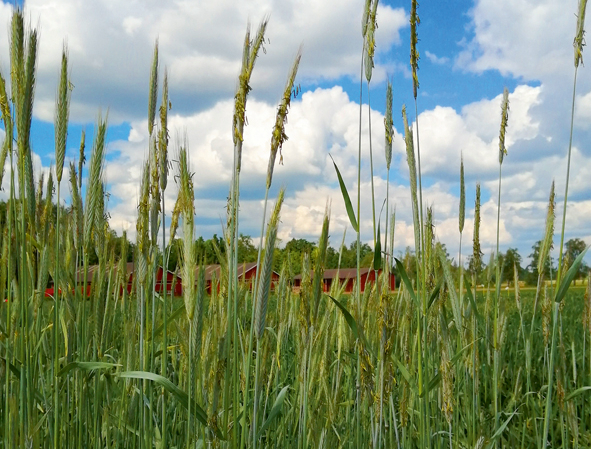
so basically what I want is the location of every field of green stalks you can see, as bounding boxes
[0,1,590,448]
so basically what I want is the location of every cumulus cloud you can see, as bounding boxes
[0,0,409,124]
[455,0,591,82]
[406,84,543,181]
[425,51,449,65]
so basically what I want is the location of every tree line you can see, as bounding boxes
[2,201,587,287]
[166,233,589,287]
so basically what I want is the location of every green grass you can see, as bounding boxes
[0,3,590,449]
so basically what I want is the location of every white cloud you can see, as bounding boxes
[123,17,143,36]
[425,51,449,65]
[456,0,591,82]
[407,84,543,180]
[0,0,409,124]
[575,91,591,130]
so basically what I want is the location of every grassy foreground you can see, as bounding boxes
[0,2,590,449]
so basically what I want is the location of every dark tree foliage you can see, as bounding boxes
[526,240,554,286]
[502,248,523,287]
[563,238,589,285]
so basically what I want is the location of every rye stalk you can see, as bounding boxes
[53,42,71,449]
[542,6,587,445]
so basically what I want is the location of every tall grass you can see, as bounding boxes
[0,3,590,449]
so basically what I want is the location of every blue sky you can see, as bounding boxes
[0,0,592,268]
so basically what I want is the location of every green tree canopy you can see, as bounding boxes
[526,240,554,286]
[563,238,589,284]
[502,248,523,287]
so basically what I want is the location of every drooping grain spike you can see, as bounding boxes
[267,46,302,189]
[364,0,379,82]
[361,0,371,37]
[574,0,588,68]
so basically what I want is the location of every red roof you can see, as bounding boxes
[195,262,263,282]
[293,267,377,281]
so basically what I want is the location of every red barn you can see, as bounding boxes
[44,262,183,298]
[293,267,395,294]
[198,263,280,294]
[155,266,183,296]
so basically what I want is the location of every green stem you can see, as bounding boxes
[54,181,61,449]
[555,66,579,290]
[541,302,559,449]
[252,338,261,449]
[494,164,502,438]
[242,186,270,449]
[355,39,365,449]
[5,144,15,449]
[414,98,429,448]
[367,83,376,245]
[161,193,168,448]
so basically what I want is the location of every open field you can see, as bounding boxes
[0,1,590,448]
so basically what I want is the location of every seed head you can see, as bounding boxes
[410,0,420,99]
[361,0,371,37]
[148,39,159,136]
[498,87,509,165]
[459,153,465,234]
[538,181,555,278]
[159,69,169,192]
[55,44,71,184]
[472,183,483,275]
[402,105,420,256]
[364,0,379,82]
[267,47,301,189]
[255,188,284,339]
[384,80,393,170]
[574,0,588,68]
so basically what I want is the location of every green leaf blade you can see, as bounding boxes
[330,156,358,232]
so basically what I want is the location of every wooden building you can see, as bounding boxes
[44,262,183,298]
[293,267,395,293]
[199,262,280,294]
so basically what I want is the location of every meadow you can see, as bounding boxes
[0,1,590,448]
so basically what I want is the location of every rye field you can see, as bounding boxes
[0,1,591,448]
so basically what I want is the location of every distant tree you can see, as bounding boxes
[465,254,486,282]
[342,240,373,268]
[526,240,554,286]
[285,238,316,254]
[283,238,316,275]
[563,238,589,285]
[165,238,184,271]
[113,230,134,263]
[237,233,258,263]
[325,246,339,269]
[502,248,523,287]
